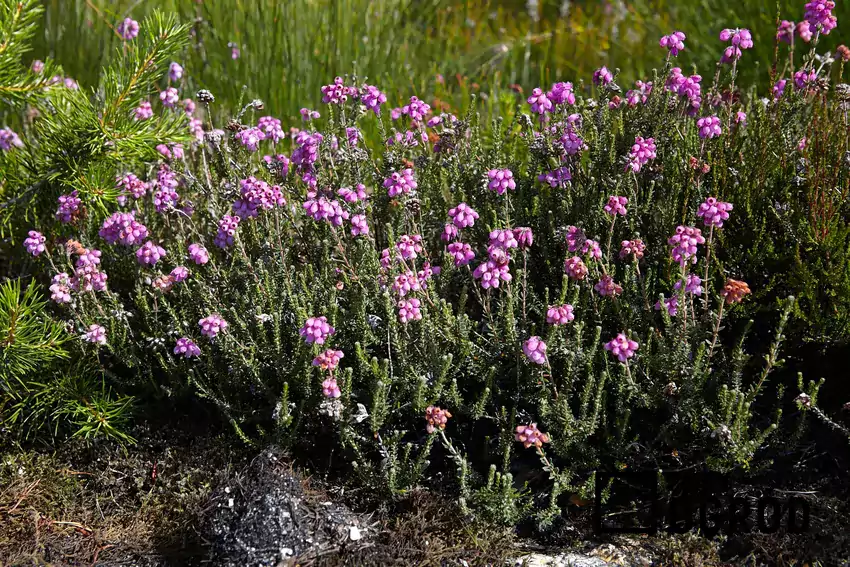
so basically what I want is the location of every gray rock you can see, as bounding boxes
[202,446,364,566]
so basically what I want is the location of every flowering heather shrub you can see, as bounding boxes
[3,1,850,525]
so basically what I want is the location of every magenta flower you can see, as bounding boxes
[337,184,368,203]
[257,116,284,144]
[675,274,703,296]
[604,195,628,216]
[396,235,423,260]
[321,77,355,104]
[804,0,837,35]
[564,256,588,280]
[487,168,516,195]
[582,239,602,260]
[83,324,107,345]
[361,84,387,114]
[153,186,179,213]
[0,127,23,150]
[776,20,795,43]
[322,377,341,398]
[136,241,166,266]
[447,242,475,267]
[604,333,639,363]
[170,266,189,282]
[230,44,240,59]
[383,169,417,197]
[696,115,721,139]
[425,406,452,433]
[668,225,706,265]
[655,295,679,317]
[313,349,344,371]
[594,275,623,297]
[547,82,575,105]
[448,202,479,229]
[546,304,575,325]
[794,69,816,91]
[99,212,148,246]
[50,273,72,304]
[299,316,335,345]
[472,259,512,289]
[560,130,587,155]
[626,136,657,173]
[69,249,107,293]
[527,88,553,115]
[773,79,788,100]
[735,111,747,126]
[720,28,753,48]
[401,96,431,122]
[619,239,646,260]
[797,20,813,42]
[188,243,209,265]
[235,127,266,152]
[169,62,183,81]
[441,223,459,242]
[117,18,139,41]
[397,298,423,323]
[697,197,733,228]
[214,215,240,249]
[199,314,228,338]
[515,424,549,448]
[523,336,548,365]
[659,31,686,56]
[625,80,652,106]
[514,227,534,249]
[350,214,369,237]
[117,173,149,199]
[159,87,179,108]
[31,60,44,73]
[174,337,201,358]
[56,191,82,224]
[538,166,572,188]
[23,231,46,256]
[666,68,702,114]
[593,66,613,86]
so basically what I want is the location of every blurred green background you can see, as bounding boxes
[26,0,850,119]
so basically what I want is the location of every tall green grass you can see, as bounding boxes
[26,0,850,119]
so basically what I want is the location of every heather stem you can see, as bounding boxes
[703,224,715,314]
[707,300,725,363]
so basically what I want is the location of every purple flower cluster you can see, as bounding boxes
[697,197,733,228]
[321,77,357,104]
[383,169,417,197]
[174,337,201,358]
[564,256,588,280]
[448,203,479,228]
[527,88,553,115]
[547,82,575,105]
[593,66,613,86]
[83,324,107,345]
[136,241,166,266]
[70,249,107,293]
[675,274,704,296]
[400,96,431,122]
[361,84,387,114]
[619,239,646,260]
[486,168,516,195]
[323,377,341,398]
[804,0,837,35]
[117,18,139,41]
[546,304,575,325]
[23,231,46,256]
[719,28,753,63]
[794,69,816,91]
[626,136,657,173]
[626,80,652,106]
[666,68,702,115]
[199,314,228,338]
[257,116,285,144]
[604,333,639,363]
[188,243,209,265]
[134,101,153,121]
[214,215,241,248]
[300,316,335,345]
[668,226,706,265]
[338,184,368,203]
[447,242,475,267]
[538,166,571,188]
[659,31,686,56]
[50,273,72,303]
[56,191,82,223]
[169,62,183,81]
[159,87,179,108]
[655,296,679,316]
[697,115,722,139]
[234,176,285,218]
[313,349,344,371]
[235,127,266,152]
[594,275,623,297]
[100,212,149,246]
[0,127,23,150]
[350,214,369,237]
[117,173,149,199]
[522,336,548,365]
[397,298,423,323]
[604,196,628,217]
[303,189,349,226]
